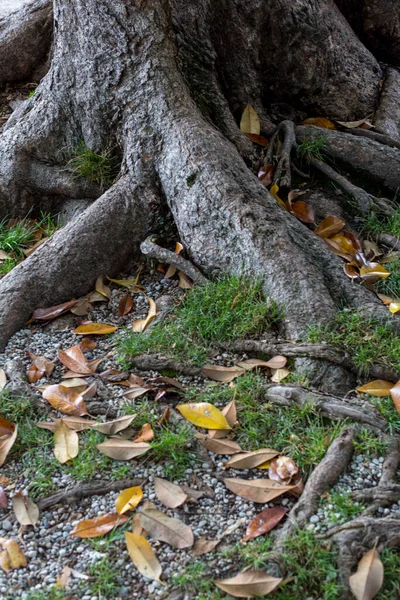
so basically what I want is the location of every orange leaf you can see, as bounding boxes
[74,323,118,335]
[118,295,134,316]
[133,423,154,443]
[71,514,129,538]
[289,201,315,223]
[244,133,269,147]
[314,216,346,238]
[302,117,336,129]
[58,346,93,374]
[243,507,288,542]
[29,300,77,323]
[42,384,88,416]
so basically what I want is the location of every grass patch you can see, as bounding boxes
[379,549,400,599]
[187,373,343,474]
[353,428,387,456]
[308,309,400,376]
[68,140,120,189]
[363,208,400,239]
[172,563,224,600]
[233,529,341,599]
[370,396,400,435]
[297,134,329,163]
[123,399,198,478]
[83,556,121,597]
[118,276,282,367]
[376,257,400,299]
[324,489,364,525]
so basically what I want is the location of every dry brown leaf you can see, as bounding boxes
[270,367,291,383]
[121,385,153,400]
[356,380,394,397]
[42,384,88,416]
[118,294,134,316]
[0,250,11,260]
[92,414,136,435]
[0,423,17,467]
[243,506,288,542]
[125,532,164,585]
[74,323,118,335]
[349,547,384,600]
[389,380,400,414]
[139,506,194,548]
[196,434,242,455]
[12,491,39,526]
[193,536,221,556]
[96,439,150,461]
[29,300,78,323]
[244,133,269,147]
[225,449,279,470]
[201,365,245,382]
[54,420,79,464]
[302,117,336,129]
[269,456,299,483]
[27,364,44,383]
[0,538,27,572]
[116,486,143,514]
[224,478,295,503]
[177,271,193,289]
[37,416,95,432]
[58,346,93,374]
[56,565,72,588]
[71,513,129,538]
[240,104,260,135]
[314,215,346,238]
[215,570,282,598]
[258,164,274,187]
[132,297,157,333]
[0,369,6,390]
[336,117,372,129]
[290,200,315,223]
[133,423,154,443]
[80,338,97,352]
[27,352,55,377]
[151,376,186,391]
[236,356,287,370]
[154,477,188,509]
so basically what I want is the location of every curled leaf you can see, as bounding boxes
[215,570,282,598]
[132,297,157,333]
[116,486,143,514]
[42,384,88,416]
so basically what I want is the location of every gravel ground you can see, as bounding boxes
[0,271,398,599]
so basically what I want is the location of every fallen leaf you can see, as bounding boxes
[270,184,287,209]
[270,367,291,383]
[122,385,153,400]
[27,364,44,383]
[42,385,88,416]
[106,277,145,293]
[258,164,274,187]
[37,416,95,432]
[74,323,118,335]
[201,365,245,383]
[269,456,299,483]
[290,201,315,223]
[58,346,93,374]
[125,532,164,584]
[356,380,394,397]
[389,381,400,414]
[336,117,372,129]
[95,275,111,300]
[303,117,336,129]
[118,295,134,316]
[244,133,269,146]
[154,478,187,509]
[56,565,72,588]
[196,435,242,455]
[27,352,55,377]
[208,399,237,439]
[80,338,97,352]
[157,407,171,427]
[0,424,17,467]
[193,536,221,556]
[314,216,346,238]
[0,369,6,390]
[54,420,79,464]
[349,547,383,600]
[360,263,390,284]
[70,298,92,316]
[177,403,232,430]
[139,507,194,548]
[132,297,157,333]
[0,538,27,572]
[116,486,143,515]
[236,357,287,370]
[29,300,77,323]
[0,250,11,260]
[133,423,154,443]
[224,478,295,503]
[22,239,46,257]
[389,302,400,314]
[151,376,186,391]
[243,506,288,541]
[96,439,150,460]
[92,415,136,435]
[0,487,7,509]
[344,263,360,280]
[12,491,39,526]
[178,271,193,289]
[215,570,282,598]
[71,513,129,538]
[225,449,279,470]
[240,104,260,135]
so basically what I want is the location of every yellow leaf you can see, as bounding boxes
[356,380,394,397]
[176,403,232,430]
[240,104,260,135]
[302,117,336,129]
[0,539,27,572]
[116,486,143,515]
[269,184,287,209]
[95,275,111,299]
[125,532,164,585]
[54,420,79,464]
[389,302,400,314]
[132,297,157,333]
[107,276,145,293]
[73,323,117,335]
[359,263,390,283]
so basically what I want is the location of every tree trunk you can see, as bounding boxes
[0,0,397,353]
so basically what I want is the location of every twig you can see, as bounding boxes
[140,236,209,284]
[37,478,143,510]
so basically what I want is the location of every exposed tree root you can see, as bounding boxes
[376,233,400,251]
[268,429,356,576]
[130,355,203,378]
[140,236,209,284]
[4,358,51,415]
[374,68,400,142]
[227,339,399,383]
[266,120,296,189]
[37,478,143,511]
[262,385,387,431]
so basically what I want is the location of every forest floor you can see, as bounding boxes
[0,264,399,600]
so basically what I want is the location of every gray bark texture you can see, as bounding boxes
[0,0,398,360]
